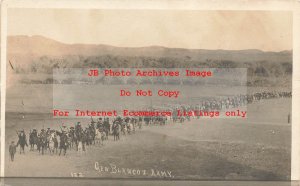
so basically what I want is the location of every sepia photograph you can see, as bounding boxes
[3,7,294,181]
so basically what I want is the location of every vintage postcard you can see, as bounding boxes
[0,0,300,184]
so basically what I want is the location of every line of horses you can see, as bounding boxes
[14,90,291,157]
[16,117,141,156]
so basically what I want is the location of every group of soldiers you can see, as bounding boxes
[189,91,291,112]
[248,91,291,102]
[165,90,292,123]
[11,116,141,161]
[10,90,291,161]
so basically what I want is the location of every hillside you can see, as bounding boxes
[7,35,292,86]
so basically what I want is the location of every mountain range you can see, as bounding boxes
[8,35,292,66]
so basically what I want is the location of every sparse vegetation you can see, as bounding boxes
[7,36,292,87]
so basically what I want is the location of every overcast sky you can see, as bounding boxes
[8,9,292,51]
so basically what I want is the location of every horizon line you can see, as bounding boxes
[7,34,293,53]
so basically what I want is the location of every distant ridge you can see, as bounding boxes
[6,35,293,87]
[8,35,292,65]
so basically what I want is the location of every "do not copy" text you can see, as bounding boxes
[120,89,180,98]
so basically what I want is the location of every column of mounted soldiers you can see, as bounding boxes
[9,90,291,161]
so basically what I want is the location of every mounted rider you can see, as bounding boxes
[57,130,68,156]
[90,118,96,129]
[30,129,37,137]
[75,122,84,141]
[97,118,103,130]
[69,126,75,136]
[29,129,38,151]
[61,124,69,133]
[103,117,110,134]
[39,129,47,139]
[17,129,28,147]
[46,128,51,136]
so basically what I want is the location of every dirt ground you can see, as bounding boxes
[4,98,291,180]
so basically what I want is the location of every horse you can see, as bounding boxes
[180,116,185,123]
[103,121,110,140]
[48,133,56,155]
[85,129,93,146]
[54,134,58,154]
[112,124,120,141]
[138,119,142,129]
[95,129,104,145]
[90,126,96,145]
[68,129,76,149]
[56,131,68,156]
[17,131,28,154]
[127,122,135,134]
[127,123,132,135]
[121,123,127,135]
[77,141,83,155]
[81,132,87,152]
[101,131,106,143]
[89,129,95,145]
[37,135,47,155]
[29,131,38,151]
[74,127,84,151]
